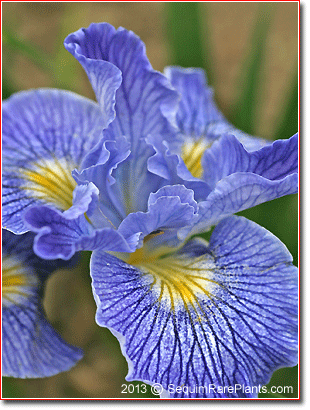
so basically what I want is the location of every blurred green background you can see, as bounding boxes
[2,1,298,399]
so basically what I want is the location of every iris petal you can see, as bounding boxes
[65,23,180,214]
[165,66,267,152]
[118,185,198,249]
[2,229,83,378]
[24,205,137,260]
[183,171,298,238]
[202,133,298,189]
[2,89,105,234]
[65,23,179,153]
[91,216,297,398]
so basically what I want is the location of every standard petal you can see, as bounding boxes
[164,66,267,153]
[23,205,136,260]
[64,23,179,153]
[65,23,180,214]
[2,229,83,378]
[2,89,105,234]
[202,133,298,190]
[90,216,297,398]
[164,66,225,138]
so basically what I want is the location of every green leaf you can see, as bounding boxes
[3,26,54,74]
[274,74,298,140]
[2,72,16,99]
[231,3,275,134]
[165,3,207,72]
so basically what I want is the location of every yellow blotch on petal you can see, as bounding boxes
[181,138,210,179]
[21,157,77,210]
[127,238,217,318]
[2,255,38,306]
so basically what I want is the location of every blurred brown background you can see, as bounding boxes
[2,1,298,399]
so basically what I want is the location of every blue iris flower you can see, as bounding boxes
[2,229,83,378]
[2,23,298,397]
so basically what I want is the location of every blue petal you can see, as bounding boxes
[2,302,83,378]
[2,89,105,234]
[23,205,136,260]
[183,171,298,237]
[64,23,179,154]
[147,135,212,201]
[73,135,131,227]
[64,23,122,127]
[65,23,180,215]
[165,66,267,151]
[202,133,298,189]
[63,182,100,220]
[90,216,297,398]
[2,229,83,378]
[164,67,225,139]
[118,185,198,248]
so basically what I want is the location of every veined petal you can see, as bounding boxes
[202,133,298,190]
[65,23,180,215]
[23,205,136,260]
[91,216,297,398]
[2,229,83,378]
[164,66,225,138]
[65,23,179,155]
[2,89,105,234]
[183,171,298,238]
[164,66,267,153]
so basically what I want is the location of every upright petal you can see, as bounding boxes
[2,229,83,378]
[164,66,225,139]
[2,89,105,234]
[65,23,180,214]
[91,216,297,398]
[165,66,267,152]
[64,23,179,154]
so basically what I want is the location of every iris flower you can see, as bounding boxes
[2,229,82,377]
[2,23,298,397]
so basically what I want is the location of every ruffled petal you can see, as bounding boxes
[65,23,180,214]
[64,23,179,154]
[23,205,136,260]
[183,171,298,237]
[63,182,100,220]
[147,136,212,201]
[91,216,297,398]
[118,185,198,249]
[164,66,267,152]
[2,229,83,378]
[202,133,298,189]
[2,89,105,234]
[73,135,131,226]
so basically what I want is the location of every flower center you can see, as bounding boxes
[21,157,76,210]
[2,255,38,307]
[127,240,217,316]
[181,138,210,179]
